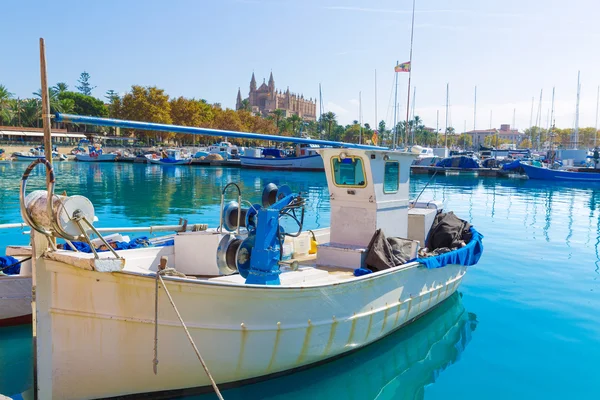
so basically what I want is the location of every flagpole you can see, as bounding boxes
[405,0,416,147]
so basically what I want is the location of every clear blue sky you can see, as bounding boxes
[2,0,599,131]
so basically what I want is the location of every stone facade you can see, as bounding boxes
[236,72,316,121]
[467,124,524,148]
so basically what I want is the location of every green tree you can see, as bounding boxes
[76,71,96,96]
[270,109,285,132]
[170,97,215,144]
[321,112,337,140]
[287,114,303,136]
[0,84,14,125]
[120,85,172,142]
[519,138,532,149]
[53,82,69,94]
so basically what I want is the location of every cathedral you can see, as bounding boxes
[236,72,317,121]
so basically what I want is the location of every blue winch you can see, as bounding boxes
[218,182,305,285]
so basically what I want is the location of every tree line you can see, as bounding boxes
[3,73,598,149]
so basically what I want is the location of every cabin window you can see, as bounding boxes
[383,161,399,193]
[331,156,367,187]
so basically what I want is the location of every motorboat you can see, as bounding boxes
[13,146,67,161]
[145,148,192,165]
[207,141,240,159]
[73,140,118,162]
[10,112,484,400]
[240,143,324,171]
[519,161,600,182]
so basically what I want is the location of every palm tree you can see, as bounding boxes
[288,114,303,136]
[321,112,337,140]
[270,109,285,132]
[0,84,14,125]
[53,82,69,94]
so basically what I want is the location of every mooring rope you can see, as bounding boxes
[153,258,224,400]
[411,170,438,208]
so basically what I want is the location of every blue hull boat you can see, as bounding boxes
[520,162,600,182]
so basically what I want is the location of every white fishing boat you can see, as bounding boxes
[208,141,240,159]
[240,143,324,171]
[73,141,117,162]
[14,146,67,161]
[0,253,32,327]
[16,111,483,399]
[145,148,192,165]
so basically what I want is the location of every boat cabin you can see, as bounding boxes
[314,148,420,269]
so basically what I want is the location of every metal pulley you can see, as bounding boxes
[23,190,95,238]
[19,158,95,241]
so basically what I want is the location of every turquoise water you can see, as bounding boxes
[1,163,600,399]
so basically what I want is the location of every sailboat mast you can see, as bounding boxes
[573,71,580,149]
[393,61,399,148]
[359,91,362,144]
[536,89,543,150]
[411,86,416,144]
[550,87,555,150]
[374,69,378,132]
[595,85,599,147]
[445,83,449,149]
[405,0,416,147]
[318,83,323,138]
[474,86,477,130]
[436,109,439,147]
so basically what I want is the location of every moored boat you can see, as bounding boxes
[520,161,600,182]
[14,146,66,161]
[14,112,484,399]
[240,144,324,171]
[145,148,192,165]
[0,254,32,327]
[73,140,117,162]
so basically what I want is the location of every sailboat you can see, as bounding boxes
[521,72,600,181]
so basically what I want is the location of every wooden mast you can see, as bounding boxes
[39,38,53,179]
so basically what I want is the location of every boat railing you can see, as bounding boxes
[0,221,208,234]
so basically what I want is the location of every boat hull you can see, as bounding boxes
[0,276,32,327]
[521,163,600,181]
[75,154,117,162]
[240,154,324,171]
[35,256,465,399]
[146,158,192,165]
[14,155,63,162]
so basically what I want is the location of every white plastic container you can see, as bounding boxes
[292,232,311,258]
[282,236,294,260]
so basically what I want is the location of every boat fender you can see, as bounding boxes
[308,230,318,255]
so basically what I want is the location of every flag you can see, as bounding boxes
[372,130,378,146]
[394,62,411,72]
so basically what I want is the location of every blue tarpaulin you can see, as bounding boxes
[436,156,479,169]
[502,160,522,171]
[63,236,174,253]
[414,227,484,269]
[0,256,21,275]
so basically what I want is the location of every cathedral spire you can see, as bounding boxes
[236,88,243,110]
[268,71,275,93]
[250,72,257,92]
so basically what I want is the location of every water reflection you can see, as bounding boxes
[190,293,477,400]
[0,324,32,397]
